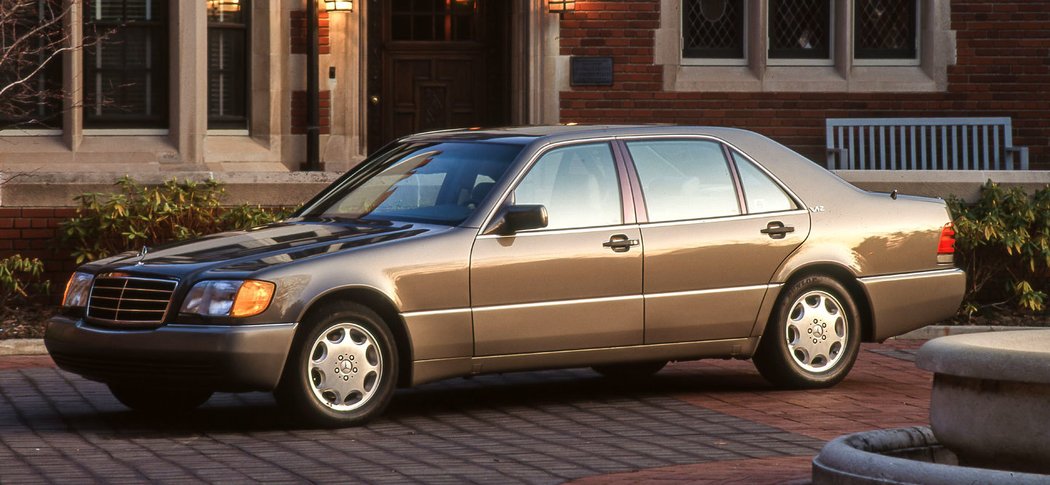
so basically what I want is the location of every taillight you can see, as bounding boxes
[938,223,956,255]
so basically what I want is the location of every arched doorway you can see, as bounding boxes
[366,0,512,153]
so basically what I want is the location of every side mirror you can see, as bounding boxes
[486,204,548,236]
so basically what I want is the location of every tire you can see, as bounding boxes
[753,275,861,389]
[108,384,213,413]
[592,361,667,380]
[275,302,398,427]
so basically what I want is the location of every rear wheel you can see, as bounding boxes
[108,384,212,413]
[592,361,667,380]
[753,275,861,388]
[275,302,398,427]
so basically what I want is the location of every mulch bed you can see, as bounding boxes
[1,303,1047,340]
[0,305,58,340]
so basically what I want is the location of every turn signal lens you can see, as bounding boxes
[938,223,956,255]
[231,280,276,318]
[181,279,276,318]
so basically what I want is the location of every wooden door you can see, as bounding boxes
[367,0,510,153]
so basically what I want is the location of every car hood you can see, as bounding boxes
[83,218,440,278]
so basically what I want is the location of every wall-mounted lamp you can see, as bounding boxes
[324,0,352,11]
[548,0,576,13]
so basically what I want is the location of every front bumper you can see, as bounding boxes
[45,315,298,392]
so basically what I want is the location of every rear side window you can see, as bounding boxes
[626,140,741,222]
[732,151,797,213]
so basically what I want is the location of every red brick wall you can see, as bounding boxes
[290,9,331,55]
[558,0,1050,169]
[0,208,79,294]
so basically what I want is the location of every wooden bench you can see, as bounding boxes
[826,117,1029,170]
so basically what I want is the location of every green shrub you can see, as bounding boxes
[59,176,293,264]
[0,255,49,306]
[948,181,1050,313]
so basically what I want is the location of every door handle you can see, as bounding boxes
[603,234,640,252]
[760,221,795,240]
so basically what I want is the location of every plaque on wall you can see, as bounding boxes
[570,57,614,86]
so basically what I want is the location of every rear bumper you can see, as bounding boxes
[858,268,966,342]
[44,315,297,392]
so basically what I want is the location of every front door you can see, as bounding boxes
[470,143,644,356]
[366,0,510,153]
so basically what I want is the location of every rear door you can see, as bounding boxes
[470,142,643,356]
[623,138,811,344]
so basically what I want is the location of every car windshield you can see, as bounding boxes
[308,141,524,226]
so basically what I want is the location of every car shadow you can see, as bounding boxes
[19,364,782,436]
[387,365,774,418]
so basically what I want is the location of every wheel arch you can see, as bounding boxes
[299,287,415,388]
[776,264,876,343]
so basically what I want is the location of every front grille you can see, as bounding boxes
[87,275,177,325]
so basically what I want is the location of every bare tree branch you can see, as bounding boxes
[0,0,108,130]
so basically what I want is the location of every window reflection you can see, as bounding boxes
[512,143,622,231]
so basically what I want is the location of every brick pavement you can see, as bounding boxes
[0,341,927,484]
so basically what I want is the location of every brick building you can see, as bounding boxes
[1,0,1048,276]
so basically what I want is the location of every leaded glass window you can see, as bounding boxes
[207,0,249,130]
[683,0,745,59]
[84,0,168,129]
[854,0,917,59]
[768,0,831,60]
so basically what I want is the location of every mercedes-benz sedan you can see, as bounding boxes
[46,126,965,426]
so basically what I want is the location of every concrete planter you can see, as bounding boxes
[916,330,1050,474]
[812,427,1048,484]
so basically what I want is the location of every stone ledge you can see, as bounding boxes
[916,329,1050,385]
[837,170,1050,202]
[0,171,344,207]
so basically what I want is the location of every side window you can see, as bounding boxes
[626,140,740,222]
[732,151,798,214]
[512,143,622,231]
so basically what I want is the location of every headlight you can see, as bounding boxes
[62,272,94,308]
[180,280,276,318]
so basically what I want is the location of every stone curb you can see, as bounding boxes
[0,339,45,356]
[0,325,1043,356]
[893,325,1046,340]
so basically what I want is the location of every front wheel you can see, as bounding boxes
[275,302,398,427]
[753,275,861,389]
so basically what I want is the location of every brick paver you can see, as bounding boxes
[0,341,927,484]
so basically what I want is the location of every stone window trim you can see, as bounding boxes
[657,0,955,93]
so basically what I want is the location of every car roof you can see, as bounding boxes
[397,125,814,157]
[396,124,766,145]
